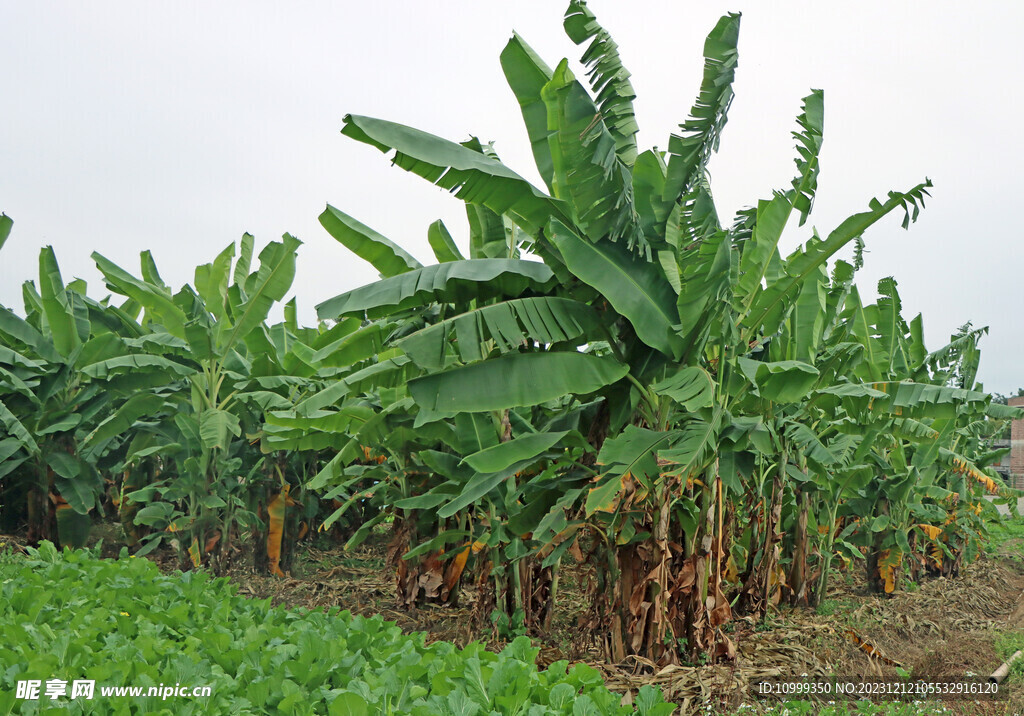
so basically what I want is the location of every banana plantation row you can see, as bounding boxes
[0,1,1018,665]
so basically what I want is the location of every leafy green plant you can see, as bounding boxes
[0,234,145,548]
[491,607,528,641]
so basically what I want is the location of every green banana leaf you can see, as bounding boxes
[320,204,421,277]
[80,354,195,380]
[0,307,61,362]
[542,60,643,252]
[563,0,639,165]
[396,297,602,371]
[340,114,567,238]
[0,398,37,454]
[462,431,570,474]
[199,408,241,451]
[316,259,556,321]
[38,247,81,359]
[651,366,715,411]
[82,393,167,450]
[663,13,740,205]
[220,234,300,353]
[408,351,627,414]
[743,180,932,337]
[0,213,11,252]
[500,33,556,193]
[427,220,464,263]
[92,252,189,338]
[547,219,681,357]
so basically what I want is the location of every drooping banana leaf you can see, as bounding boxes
[310,322,390,367]
[396,297,602,371]
[0,398,37,454]
[316,259,556,321]
[868,381,989,420]
[46,451,100,514]
[462,430,570,475]
[0,308,60,365]
[81,393,167,451]
[80,354,195,380]
[408,351,628,414]
[320,204,421,278]
[547,219,681,358]
[427,219,464,263]
[340,114,568,238]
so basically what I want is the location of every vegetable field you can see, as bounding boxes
[2,2,1023,713]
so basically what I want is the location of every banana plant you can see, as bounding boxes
[828,278,1000,592]
[312,0,935,664]
[86,235,302,572]
[0,240,127,548]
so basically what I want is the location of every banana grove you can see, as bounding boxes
[0,2,1020,667]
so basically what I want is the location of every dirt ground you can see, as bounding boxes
[8,524,1024,715]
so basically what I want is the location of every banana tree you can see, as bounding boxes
[313,0,935,664]
[0,240,127,548]
[833,286,1007,592]
[311,181,592,616]
[86,235,302,572]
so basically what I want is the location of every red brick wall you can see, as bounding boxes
[1010,396,1024,488]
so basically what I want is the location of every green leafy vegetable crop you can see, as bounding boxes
[0,544,674,715]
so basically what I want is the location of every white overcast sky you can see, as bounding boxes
[1,1,1021,393]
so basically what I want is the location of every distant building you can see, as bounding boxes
[1011,396,1024,490]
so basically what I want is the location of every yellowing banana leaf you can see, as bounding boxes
[267,485,292,578]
